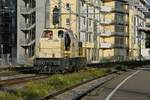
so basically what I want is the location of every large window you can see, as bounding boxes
[115,37,125,45]
[116,14,124,24]
[115,25,125,32]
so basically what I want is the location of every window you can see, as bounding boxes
[83,17,86,25]
[66,18,70,25]
[82,1,84,7]
[89,19,92,26]
[66,3,70,10]
[25,48,28,55]
[115,37,125,45]
[80,33,85,42]
[58,30,64,38]
[116,1,123,11]
[116,14,124,24]
[115,25,125,32]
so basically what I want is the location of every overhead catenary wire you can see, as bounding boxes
[34,0,102,25]
[50,0,102,24]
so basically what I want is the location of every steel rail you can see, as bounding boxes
[0,75,48,86]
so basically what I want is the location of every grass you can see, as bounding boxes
[0,92,23,100]
[0,68,110,100]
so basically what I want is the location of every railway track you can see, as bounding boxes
[0,75,48,86]
[41,72,117,100]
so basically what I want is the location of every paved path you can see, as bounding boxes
[81,66,150,100]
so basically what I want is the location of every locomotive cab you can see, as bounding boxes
[34,28,86,73]
[37,28,79,59]
[34,0,86,73]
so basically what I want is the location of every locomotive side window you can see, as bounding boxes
[42,30,53,39]
[58,30,64,38]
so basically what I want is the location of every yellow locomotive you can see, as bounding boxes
[34,28,86,73]
[34,0,86,73]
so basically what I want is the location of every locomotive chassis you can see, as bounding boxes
[34,57,86,73]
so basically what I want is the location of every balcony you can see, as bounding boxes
[111,7,129,14]
[101,20,128,25]
[80,26,87,32]
[85,0,93,5]
[100,42,113,49]
[100,31,112,36]
[82,42,94,48]
[20,7,36,15]
[87,27,93,33]
[134,2,148,12]
[114,32,128,36]
[100,31,128,37]
[100,19,114,25]
[80,9,87,17]
[138,26,150,32]
[101,6,112,13]
[21,39,35,47]
[114,44,127,48]
[20,22,36,31]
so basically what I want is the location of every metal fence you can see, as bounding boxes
[99,56,141,63]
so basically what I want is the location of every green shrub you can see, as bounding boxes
[114,64,128,71]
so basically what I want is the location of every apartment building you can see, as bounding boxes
[128,0,149,60]
[17,0,46,64]
[79,0,102,62]
[16,0,150,64]
[0,0,17,65]
[99,0,150,61]
[141,8,150,59]
[99,0,129,61]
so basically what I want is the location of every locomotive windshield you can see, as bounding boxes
[58,30,64,38]
[42,30,53,39]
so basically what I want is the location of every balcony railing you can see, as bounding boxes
[20,39,35,47]
[111,7,129,13]
[20,22,35,31]
[135,1,148,12]
[101,6,128,13]
[114,44,127,48]
[100,19,114,24]
[100,43,127,49]
[101,6,112,13]
[100,31,112,36]
[80,26,87,32]
[82,42,94,48]
[20,7,36,14]
[100,42,113,48]
[100,31,128,37]
[87,27,93,33]
[114,32,128,36]
[80,9,87,16]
